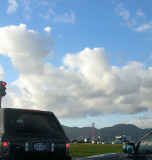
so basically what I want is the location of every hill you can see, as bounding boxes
[62,124,151,141]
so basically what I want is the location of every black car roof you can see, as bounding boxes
[0,108,53,114]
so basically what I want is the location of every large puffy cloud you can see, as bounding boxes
[0,24,52,74]
[0,24,152,122]
[64,51,152,115]
[63,48,117,93]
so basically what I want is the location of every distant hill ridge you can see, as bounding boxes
[62,124,151,141]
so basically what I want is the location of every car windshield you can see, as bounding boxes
[5,110,64,136]
[138,132,152,154]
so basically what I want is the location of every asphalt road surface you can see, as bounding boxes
[72,157,82,160]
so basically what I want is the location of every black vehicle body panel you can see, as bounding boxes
[0,108,71,160]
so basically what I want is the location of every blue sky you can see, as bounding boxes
[0,0,152,129]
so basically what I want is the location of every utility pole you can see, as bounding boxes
[0,81,7,108]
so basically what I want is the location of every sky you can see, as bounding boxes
[0,0,152,129]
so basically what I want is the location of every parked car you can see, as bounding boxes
[84,138,91,143]
[111,140,123,144]
[102,140,111,144]
[70,139,78,143]
[0,108,71,160]
[80,130,152,159]
[77,140,85,143]
[111,141,116,144]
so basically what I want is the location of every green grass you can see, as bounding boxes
[70,143,123,157]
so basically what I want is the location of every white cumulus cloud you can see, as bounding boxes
[0,24,152,124]
[0,24,52,74]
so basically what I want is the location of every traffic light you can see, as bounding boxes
[0,81,6,97]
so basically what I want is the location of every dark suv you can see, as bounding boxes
[0,108,71,160]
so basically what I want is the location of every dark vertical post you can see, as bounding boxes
[0,81,7,108]
[0,97,1,108]
[0,80,1,108]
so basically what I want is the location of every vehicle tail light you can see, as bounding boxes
[2,142,8,147]
[66,143,70,148]
[1,142,10,155]
[66,143,70,155]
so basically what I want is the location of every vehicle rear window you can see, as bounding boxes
[5,110,64,136]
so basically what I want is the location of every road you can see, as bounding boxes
[72,157,82,160]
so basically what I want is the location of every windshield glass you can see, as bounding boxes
[5,110,64,136]
[138,132,152,154]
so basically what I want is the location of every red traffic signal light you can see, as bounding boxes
[0,81,7,97]
[2,82,6,86]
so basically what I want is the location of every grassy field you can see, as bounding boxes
[70,143,123,157]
